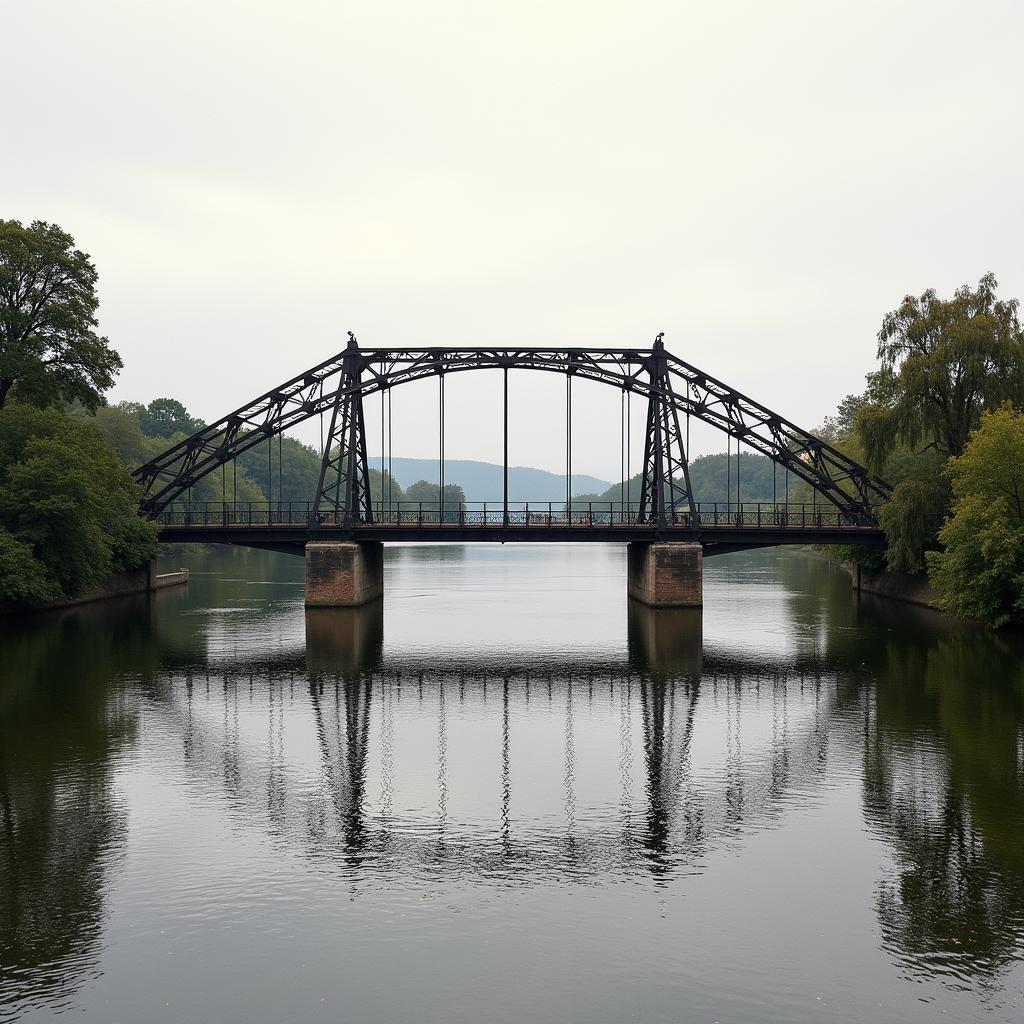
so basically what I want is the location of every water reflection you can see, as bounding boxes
[627,602,703,676]
[2,548,1024,1022]
[863,630,1024,982]
[305,602,384,675]
[0,600,155,1016]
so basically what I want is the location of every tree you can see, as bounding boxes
[0,527,54,602]
[857,274,1024,473]
[82,403,153,467]
[926,405,1024,626]
[134,398,204,439]
[239,434,320,504]
[0,220,122,410]
[404,480,466,521]
[0,405,157,601]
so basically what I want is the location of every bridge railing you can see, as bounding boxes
[152,501,883,530]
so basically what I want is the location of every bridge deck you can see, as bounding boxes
[157,523,885,549]
[153,502,885,550]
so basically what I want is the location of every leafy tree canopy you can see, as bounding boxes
[856,273,1024,474]
[405,480,466,507]
[0,405,157,603]
[0,220,122,411]
[129,398,204,439]
[926,405,1024,626]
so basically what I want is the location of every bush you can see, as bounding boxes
[926,405,1024,626]
[0,405,158,602]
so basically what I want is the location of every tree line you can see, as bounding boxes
[3,219,1023,622]
[569,275,1024,626]
[571,452,802,508]
[0,219,459,604]
[804,273,1024,626]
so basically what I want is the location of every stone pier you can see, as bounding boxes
[305,541,384,607]
[627,542,703,607]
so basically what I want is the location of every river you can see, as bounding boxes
[1,545,1023,1022]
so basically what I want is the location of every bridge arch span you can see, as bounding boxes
[134,336,889,521]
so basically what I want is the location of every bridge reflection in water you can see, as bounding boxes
[153,605,838,879]
[4,548,1024,1022]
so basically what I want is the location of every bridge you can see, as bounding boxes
[136,335,889,607]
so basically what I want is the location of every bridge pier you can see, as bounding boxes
[627,542,703,607]
[305,541,384,607]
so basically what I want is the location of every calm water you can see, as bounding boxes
[2,545,1024,1023]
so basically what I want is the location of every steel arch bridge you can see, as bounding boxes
[135,334,890,550]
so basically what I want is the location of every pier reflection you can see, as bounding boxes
[627,600,703,676]
[305,601,384,675]
[3,548,1024,1021]
[159,654,837,883]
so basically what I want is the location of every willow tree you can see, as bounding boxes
[0,220,122,410]
[855,274,1024,572]
[857,273,1024,472]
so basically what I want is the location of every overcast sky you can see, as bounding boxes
[4,1,1023,481]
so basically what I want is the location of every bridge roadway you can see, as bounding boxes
[154,501,885,554]
[157,502,883,607]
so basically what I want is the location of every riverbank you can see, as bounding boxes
[0,560,188,616]
[840,560,940,608]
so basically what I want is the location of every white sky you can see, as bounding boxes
[4,0,1022,481]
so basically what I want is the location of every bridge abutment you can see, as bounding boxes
[627,542,703,607]
[305,541,384,607]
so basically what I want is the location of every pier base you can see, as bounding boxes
[305,541,384,607]
[627,542,703,607]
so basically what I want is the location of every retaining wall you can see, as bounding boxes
[841,561,941,609]
[0,561,188,616]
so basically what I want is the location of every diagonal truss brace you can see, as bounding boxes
[134,343,891,521]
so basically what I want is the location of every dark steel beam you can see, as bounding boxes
[135,343,891,520]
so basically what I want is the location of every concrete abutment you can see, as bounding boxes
[627,542,703,607]
[305,541,384,607]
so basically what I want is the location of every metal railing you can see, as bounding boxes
[153,501,883,530]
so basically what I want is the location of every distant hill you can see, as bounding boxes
[570,452,803,507]
[369,456,610,504]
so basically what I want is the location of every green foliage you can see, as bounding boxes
[827,542,887,572]
[82,404,153,466]
[0,220,122,411]
[405,480,466,507]
[818,392,870,444]
[856,274,1024,473]
[0,405,158,602]
[130,398,204,439]
[878,479,938,573]
[369,468,405,505]
[927,405,1024,626]
[402,480,465,523]
[572,453,801,508]
[238,435,320,504]
[0,526,55,603]
[82,400,267,504]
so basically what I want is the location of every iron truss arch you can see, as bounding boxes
[134,337,890,520]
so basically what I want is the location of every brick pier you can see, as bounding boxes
[626,542,703,607]
[305,541,384,607]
